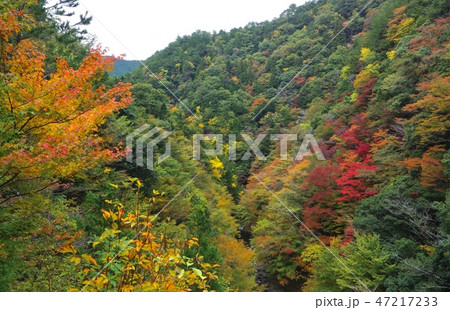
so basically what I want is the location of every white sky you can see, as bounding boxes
[72,0,307,60]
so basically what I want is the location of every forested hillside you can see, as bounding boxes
[0,0,449,292]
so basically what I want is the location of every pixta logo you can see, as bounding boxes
[126,124,172,170]
[193,133,325,161]
[126,124,325,170]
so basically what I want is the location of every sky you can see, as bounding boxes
[69,0,307,60]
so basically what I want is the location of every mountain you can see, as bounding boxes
[123,0,450,291]
[110,59,141,76]
[1,0,449,292]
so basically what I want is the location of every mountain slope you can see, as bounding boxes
[124,0,450,291]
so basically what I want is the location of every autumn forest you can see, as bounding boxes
[0,0,449,292]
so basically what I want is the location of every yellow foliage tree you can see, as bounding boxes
[386,5,414,43]
[210,157,224,179]
[359,47,373,62]
[61,183,218,292]
[215,235,256,291]
[353,70,372,90]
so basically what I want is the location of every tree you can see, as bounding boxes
[355,176,438,242]
[403,75,450,148]
[128,83,168,119]
[400,146,448,192]
[336,233,394,291]
[300,165,341,235]
[0,4,132,204]
[187,190,225,291]
[0,1,131,291]
[303,234,393,292]
[386,5,414,43]
[215,235,256,291]
[62,185,218,292]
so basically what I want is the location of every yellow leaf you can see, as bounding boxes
[70,257,81,265]
[122,285,134,292]
[101,209,110,220]
[82,254,98,266]
[67,288,79,292]
[386,50,396,60]
[60,245,76,254]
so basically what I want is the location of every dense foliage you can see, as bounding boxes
[0,0,448,291]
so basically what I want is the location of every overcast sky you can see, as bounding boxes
[71,0,307,60]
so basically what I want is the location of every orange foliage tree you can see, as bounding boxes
[400,146,448,192]
[0,2,132,203]
[403,75,450,147]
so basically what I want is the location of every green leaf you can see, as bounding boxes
[192,268,203,279]
[178,269,185,279]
